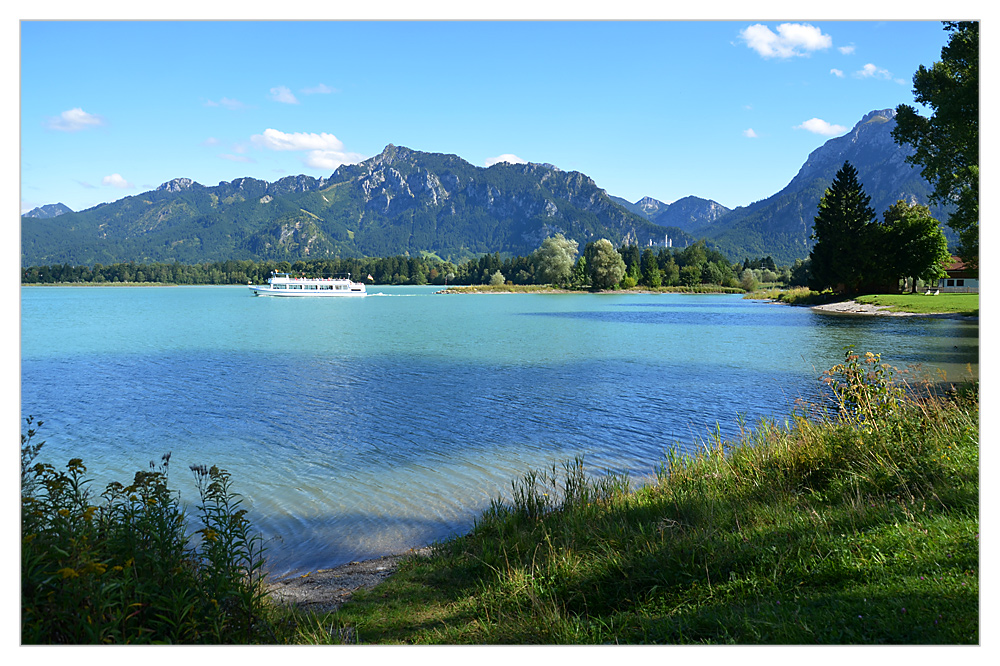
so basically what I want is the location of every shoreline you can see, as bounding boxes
[266,547,433,614]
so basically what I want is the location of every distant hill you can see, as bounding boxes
[648,196,731,234]
[21,145,695,266]
[22,203,73,219]
[701,109,953,265]
[610,195,729,236]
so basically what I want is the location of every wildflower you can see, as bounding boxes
[57,567,79,579]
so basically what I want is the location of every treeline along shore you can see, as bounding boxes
[20,240,803,292]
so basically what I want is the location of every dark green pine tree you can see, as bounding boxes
[808,161,878,294]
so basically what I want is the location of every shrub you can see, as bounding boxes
[21,422,270,644]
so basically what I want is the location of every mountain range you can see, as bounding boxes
[21,108,947,268]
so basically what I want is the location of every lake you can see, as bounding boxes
[20,285,979,576]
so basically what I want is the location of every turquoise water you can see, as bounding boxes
[20,286,979,575]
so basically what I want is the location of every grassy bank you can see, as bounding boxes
[318,351,979,644]
[747,288,979,316]
[854,293,979,317]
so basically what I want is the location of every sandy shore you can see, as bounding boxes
[811,300,977,320]
[266,548,433,614]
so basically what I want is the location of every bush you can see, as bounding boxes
[21,423,271,644]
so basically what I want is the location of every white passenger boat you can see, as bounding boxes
[248,272,368,297]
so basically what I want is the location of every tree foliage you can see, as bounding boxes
[880,201,951,292]
[892,21,978,266]
[532,233,579,287]
[586,239,626,290]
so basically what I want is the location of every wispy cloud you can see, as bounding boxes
[485,154,528,167]
[854,63,908,85]
[838,45,856,55]
[102,173,133,189]
[75,179,97,189]
[743,128,759,138]
[202,137,221,146]
[830,68,845,78]
[250,128,363,171]
[45,108,104,132]
[794,118,848,136]
[301,83,336,95]
[739,23,832,58]
[205,97,247,110]
[270,86,299,104]
[219,154,255,163]
[855,63,891,79]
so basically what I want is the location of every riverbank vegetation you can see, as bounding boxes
[21,430,271,644]
[319,350,978,644]
[22,349,979,644]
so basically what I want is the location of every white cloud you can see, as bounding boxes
[302,83,336,94]
[485,154,528,167]
[794,118,848,136]
[251,129,344,152]
[830,68,845,78]
[202,137,221,146]
[838,45,856,55]
[856,63,892,79]
[270,86,299,104]
[205,97,246,110]
[102,173,133,188]
[45,107,104,132]
[739,23,832,58]
[743,128,759,138]
[250,128,363,171]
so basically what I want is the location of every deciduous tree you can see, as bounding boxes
[892,21,978,266]
[880,200,951,292]
[587,239,626,290]
[532,233,579,287]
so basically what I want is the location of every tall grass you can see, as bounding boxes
[331,349,979,644]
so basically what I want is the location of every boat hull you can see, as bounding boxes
[249,285,366,297]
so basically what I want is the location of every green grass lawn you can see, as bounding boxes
[853,293,978,316]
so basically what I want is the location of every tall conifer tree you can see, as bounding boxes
[808,161,877,294]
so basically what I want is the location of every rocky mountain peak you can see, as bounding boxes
[157,178,200,193]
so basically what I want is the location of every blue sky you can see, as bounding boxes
[19,18,956,215]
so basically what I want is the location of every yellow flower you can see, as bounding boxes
[57,567,79,579]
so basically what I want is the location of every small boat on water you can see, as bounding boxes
[248,272,368,297]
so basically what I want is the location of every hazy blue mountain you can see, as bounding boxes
[22,203,73,219]
[649,196,731,234]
